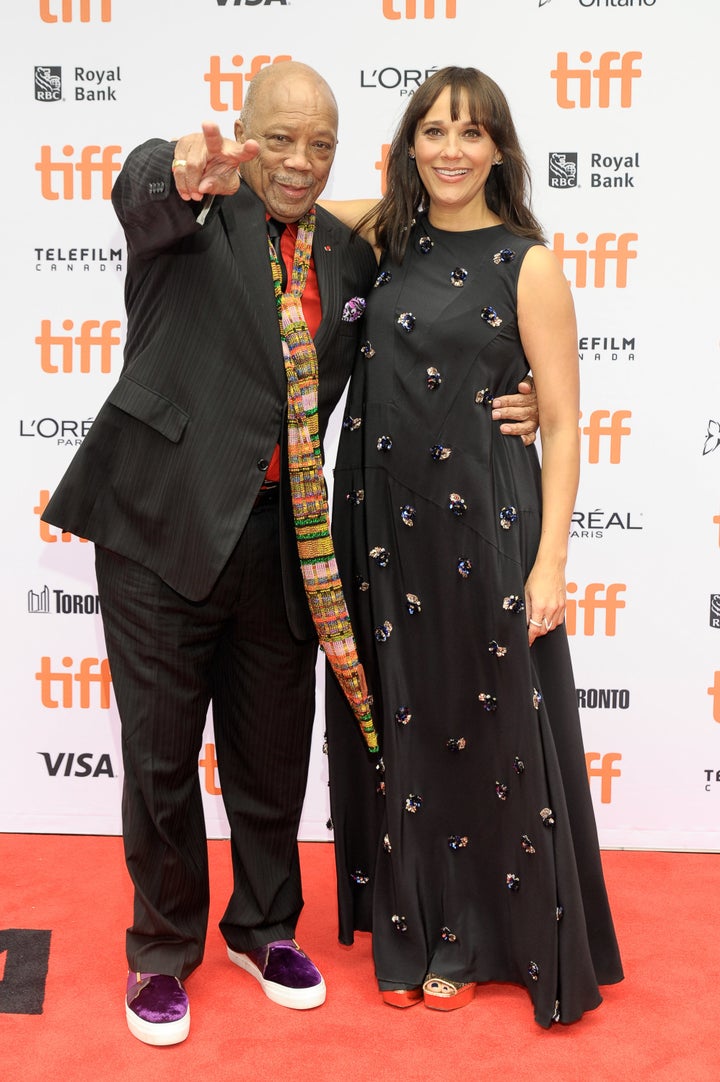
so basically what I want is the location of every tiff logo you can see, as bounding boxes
[579,410,632,464]
[35,491,89,544]
[205,54,291,112]
[35,145,122,200]
[551,50,642,108]
[40,0,111,21]
[383,0,457,18]
[708,673,720,723]
[566,582,626,636]
[36,319,121,374]
[36,656,112,709]
[586,752,622,803]
[552,232,638,288]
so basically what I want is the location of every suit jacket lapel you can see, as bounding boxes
[219,190,344,389]
[312,214,343,356]
[219,185,287,399]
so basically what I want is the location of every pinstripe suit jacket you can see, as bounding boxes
[43,138,378,637]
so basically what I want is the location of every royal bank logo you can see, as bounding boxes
[35,66,62,102]
[33,66,121,104]
[549,152,577,188]
[550,152,641,190]
[710,595,720,629]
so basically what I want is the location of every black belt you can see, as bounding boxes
[252,482,280,511]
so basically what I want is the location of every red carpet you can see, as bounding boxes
[1,836,718,1081]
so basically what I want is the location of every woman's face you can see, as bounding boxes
[411,86,500,226]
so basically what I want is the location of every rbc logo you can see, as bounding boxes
[35,67,62,102]
[548,152,577,188]
[711,595,720,629]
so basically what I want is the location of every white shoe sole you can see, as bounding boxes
[125,1001,190,1046]
[227,946,326,1009]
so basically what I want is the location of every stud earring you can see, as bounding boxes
[408,150,415,160]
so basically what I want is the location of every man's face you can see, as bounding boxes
[236,71,338,223]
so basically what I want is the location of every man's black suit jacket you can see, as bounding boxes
[43,138,377,638]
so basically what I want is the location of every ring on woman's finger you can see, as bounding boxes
[529,618,543,628]
[543,618,552,631]
[172,158,188,170]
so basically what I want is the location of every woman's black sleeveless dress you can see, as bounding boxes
[326,218,623,1027]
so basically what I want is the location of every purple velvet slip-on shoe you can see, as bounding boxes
[227,939,326,1009]
[125,972,190,1046]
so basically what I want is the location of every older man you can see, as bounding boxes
[43,61,535,1045]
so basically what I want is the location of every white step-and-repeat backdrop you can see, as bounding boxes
[3,0,719,850]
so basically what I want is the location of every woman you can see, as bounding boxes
[323,67,623,1028]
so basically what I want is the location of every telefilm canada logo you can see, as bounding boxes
[35,67,62,102]
[549,152,578,188]
[578,334,636,362]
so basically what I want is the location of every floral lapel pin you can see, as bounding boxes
[342,297,367,322]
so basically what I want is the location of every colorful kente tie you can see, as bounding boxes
[269,210,378,753]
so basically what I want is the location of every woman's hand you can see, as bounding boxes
[525,563,566,645]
